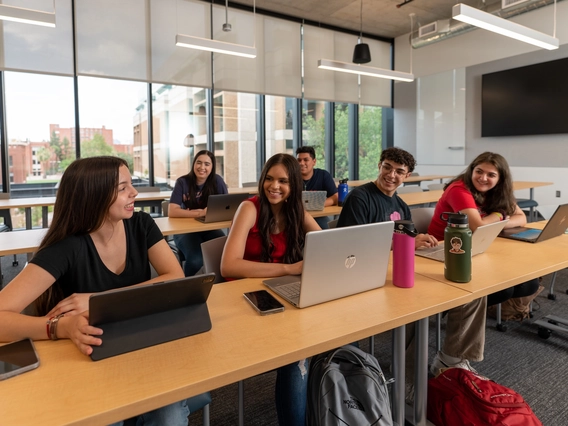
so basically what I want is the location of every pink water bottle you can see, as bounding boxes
[392,220,417,288]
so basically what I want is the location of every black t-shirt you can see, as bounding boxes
[30,212,163,296]
[337,182,411,227]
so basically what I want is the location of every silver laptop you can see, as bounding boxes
[195,193,250,223]
[416,220,508,262]
[302,191,327,211]
[263,221,394,308]
[499,203,568,243]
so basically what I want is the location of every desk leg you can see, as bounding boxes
[238,380,244,426]
[42,206,48,228]
[529,188,535,222]
[25,208,32,230]
[392,326,405,426]
[414,318,429,426]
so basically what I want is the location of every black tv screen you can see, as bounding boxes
[481,57,568,137]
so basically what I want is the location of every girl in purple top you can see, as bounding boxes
[169,150,228,276]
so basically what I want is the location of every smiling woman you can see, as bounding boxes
[220,153,321,425]
[168,150,229,276]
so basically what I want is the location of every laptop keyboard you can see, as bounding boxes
[277,281,301,299]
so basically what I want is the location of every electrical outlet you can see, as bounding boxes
[556,191,561,198]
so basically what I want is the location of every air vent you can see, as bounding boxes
[502,0,528,9]
[418,19,450,38]
[419,22,438,37]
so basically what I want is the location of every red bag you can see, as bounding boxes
[427,368,542,426]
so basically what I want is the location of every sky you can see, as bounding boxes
[5,72,146,144]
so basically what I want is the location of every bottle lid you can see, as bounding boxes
[394,220,417,237]
[440,212,469,225]
[340,178,348,184]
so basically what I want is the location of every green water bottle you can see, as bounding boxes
[442,212,472,283]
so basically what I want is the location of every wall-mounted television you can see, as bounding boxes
[481,57,568,137]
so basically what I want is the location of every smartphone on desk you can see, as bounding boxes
[244,290,285,315]
[0,338,40,381]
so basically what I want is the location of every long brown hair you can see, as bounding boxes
[257,153,305,264]
[34,156,128,315]
[182,150,219,207]
[445,152,517,215]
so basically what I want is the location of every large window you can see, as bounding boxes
[213,90,257,189]
[265,95,294,159]
[150,84,206,188]
[301,99,326,166]
[358,105,383,180]
[334,103,349,181]
[78,76,143,180]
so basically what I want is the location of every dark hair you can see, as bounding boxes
[34,156,129,315]
[446,152,517,215]
[296,146,316,160]
[257,153,305,264]
[183,150,219,207]
[380,147,416,173]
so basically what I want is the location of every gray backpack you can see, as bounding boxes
[307,344,393,426]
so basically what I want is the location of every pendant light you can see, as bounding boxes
[352,0,371,64]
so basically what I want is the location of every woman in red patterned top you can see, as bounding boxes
[221,153,320,426]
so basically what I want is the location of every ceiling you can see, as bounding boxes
[230,0,501,40]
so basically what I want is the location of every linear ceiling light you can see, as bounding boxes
[318,59,415,82]
[452,3,559,50]
[0,4,55,27]
[175,34,256,58]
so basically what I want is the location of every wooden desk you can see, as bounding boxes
[0,192,172,229]
[414,230,568,297]
[347,175,452,188]
[399,189,443,206]
[0,206,343,257]
[0,274,472,426]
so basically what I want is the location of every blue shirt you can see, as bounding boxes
[303,168,338,197]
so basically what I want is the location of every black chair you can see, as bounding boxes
[516,198,539,222]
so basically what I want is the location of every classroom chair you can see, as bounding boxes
[516,198,539,222]
[427,183,445,191]
[201,235,227,284]
[396,185,423,194]
[404,172,421,186]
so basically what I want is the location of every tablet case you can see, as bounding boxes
[89,273,215,361]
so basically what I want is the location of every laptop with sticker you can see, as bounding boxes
[416,220,508,262]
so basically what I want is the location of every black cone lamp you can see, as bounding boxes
[353,42,371,64]
[353,0,371,64]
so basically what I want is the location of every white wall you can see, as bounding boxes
[393,1,568,209]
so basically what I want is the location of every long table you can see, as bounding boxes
[3,222,567,425]
[0,192,172,229]
[1,181,551,230]
[0,271,473,426]
[0,206,343,257]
